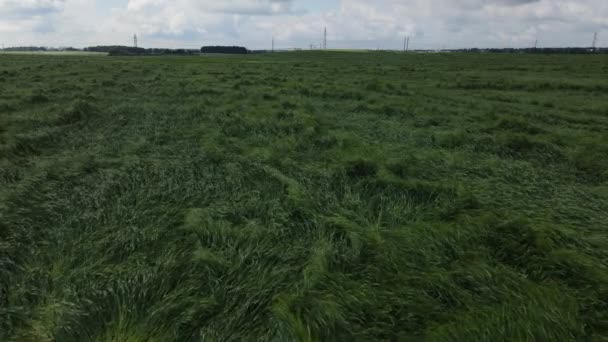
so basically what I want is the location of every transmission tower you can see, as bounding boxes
[133,34,138,48]
[272,36,274,52]
[534,39,538,49]
[403,36,411,52]
[323,27,327,50]
[592,32,598,51]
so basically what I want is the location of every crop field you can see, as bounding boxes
[1,51,607,341]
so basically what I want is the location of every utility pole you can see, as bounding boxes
[272,36,274,52]
[404,36,407,52]
[133,34,138,48]
[323,27,327,50]
[592,32,598,51]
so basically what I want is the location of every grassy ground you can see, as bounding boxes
[1,51,607,341]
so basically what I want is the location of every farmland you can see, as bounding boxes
[1,51,607,340]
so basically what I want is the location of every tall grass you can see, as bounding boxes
[1,52,607,340]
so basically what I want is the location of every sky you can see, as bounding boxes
[0,0,606,50]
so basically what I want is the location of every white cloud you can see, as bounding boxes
[0,0,64,17]
[0,0,606,49]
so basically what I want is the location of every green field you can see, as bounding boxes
[1,51,607,341]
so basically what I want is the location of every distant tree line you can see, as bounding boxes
[4,45,604,55]
[85,46,146,55]
[84,45,250,55]
[0,46,85,52]
[146,48,199,55]
[2,46,48,51]
[446,47,608,54]
[201,46,248,54]
[84,46,199,56]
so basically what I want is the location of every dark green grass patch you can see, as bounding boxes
[1,52,607,341]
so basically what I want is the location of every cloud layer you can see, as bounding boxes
[0,0,606,49]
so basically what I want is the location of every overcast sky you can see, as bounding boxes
[0,0,606,49]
